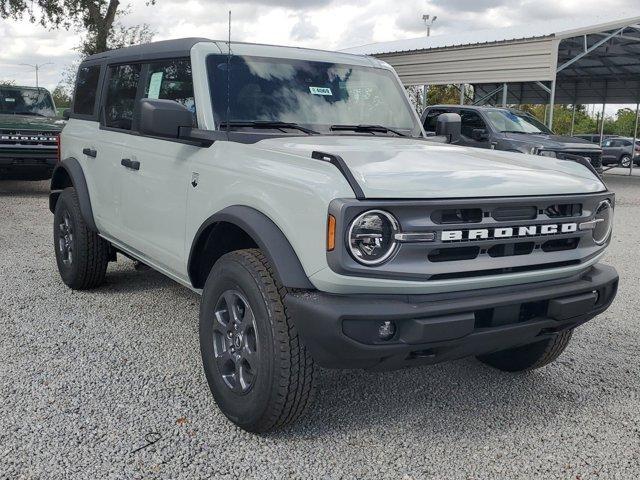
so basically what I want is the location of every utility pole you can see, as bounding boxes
[422,14,437,37]
[19,62,53,89]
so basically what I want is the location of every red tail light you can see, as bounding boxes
[56,134,61,162]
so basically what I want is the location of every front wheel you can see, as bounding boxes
[199,249,316,433]
[476,329,573,372]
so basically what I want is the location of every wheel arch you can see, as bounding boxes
[49,157,97,231]
[188,206,314,290]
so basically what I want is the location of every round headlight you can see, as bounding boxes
[348,210,399,265]
[593,200,613,245]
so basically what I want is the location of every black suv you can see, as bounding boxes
[422,105,603,172]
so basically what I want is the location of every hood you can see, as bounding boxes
[503,132,600,151]
[0,113,65,132]
[256,136,606,199]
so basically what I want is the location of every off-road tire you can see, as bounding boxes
[199,249,316,433]
[476,329,573,372]
[53,187,109,290]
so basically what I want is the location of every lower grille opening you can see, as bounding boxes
[520,301,548,322]
[488,242,535,258]
[407,348,436,360]
[542,237,579,252]
[428,246,480,263]
[492,206,537,221]
[429,260,581,281]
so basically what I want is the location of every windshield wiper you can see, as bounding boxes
[330,124,406,137]
[219,121,319,135]
[12,111,47,117]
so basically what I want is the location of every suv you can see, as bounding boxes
[0,85,64,180]
[422,105,604,172]
[601,137,640,167]
[50,39,618,433]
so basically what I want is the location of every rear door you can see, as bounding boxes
[601,138,617,164]
[117,58,199,276]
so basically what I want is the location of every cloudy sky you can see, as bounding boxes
[1,0,639,99]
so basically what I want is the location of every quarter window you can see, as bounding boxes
[144,59,196,123]
[105,64,141,130]
[73,65,101,116]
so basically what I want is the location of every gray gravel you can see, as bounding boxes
[1,176,639,480]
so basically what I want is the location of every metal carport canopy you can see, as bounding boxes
[342,14,640,105]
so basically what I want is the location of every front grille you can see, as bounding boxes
[329,192,613,282]
[0,130,59,148]
[563,150,602,168]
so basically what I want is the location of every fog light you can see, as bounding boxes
[378,321,396,341]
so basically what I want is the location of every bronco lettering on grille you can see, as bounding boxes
[442,223,578,241]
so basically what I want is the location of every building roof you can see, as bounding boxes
[342,14,640,55]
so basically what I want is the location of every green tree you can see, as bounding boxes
[51,84,71,108]
[0,0,155,55]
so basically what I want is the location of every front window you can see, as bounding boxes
[485,109,552,135]
[0,87,56,117]
[206,55,421,136]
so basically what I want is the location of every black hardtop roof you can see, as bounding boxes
[81,37,213,66]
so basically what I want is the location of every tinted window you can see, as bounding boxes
[423,109,450,133]
[0,86,56,117]
[74,66,101,116]
[206,55,421,136]
[144,59,196,124]
[460,110,487,138]
[603,139,613,147]
[105,64,141,130]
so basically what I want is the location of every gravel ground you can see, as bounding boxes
[1,176,638,480]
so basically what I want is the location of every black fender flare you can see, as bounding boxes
[49,157,98,231]
[188,206,314,290]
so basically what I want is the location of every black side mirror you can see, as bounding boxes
[472,128,490,142]
[436,113,462,144]
[62,109,71,120]
[139,98,194,139]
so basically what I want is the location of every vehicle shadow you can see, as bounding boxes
[0,179,49,197]
[272,359,580,440]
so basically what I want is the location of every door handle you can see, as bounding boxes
[83,148,97,158]
[121,158,140,171]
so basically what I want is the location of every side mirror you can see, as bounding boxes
[436,113,462,144]
[472,128,490,142]
[139,98,194,139]
[62,109,71,120]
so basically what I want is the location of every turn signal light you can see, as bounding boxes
[327,215,336,251]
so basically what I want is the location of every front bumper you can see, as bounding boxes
[0,154,56,179]
[285,263,618,370]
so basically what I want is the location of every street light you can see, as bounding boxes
[422,14,437,37]
[18,62,53,89]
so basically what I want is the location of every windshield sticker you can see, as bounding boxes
[309,86,332,96]
[147,72,164,99]
[4,98,16,102]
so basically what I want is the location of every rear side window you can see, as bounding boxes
[144,58,196,123]
[105,64,141,130]
[73,66,101,116]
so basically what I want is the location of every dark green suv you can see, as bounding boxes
[0,85,64,180]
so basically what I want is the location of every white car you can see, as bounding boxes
[50,38,618,432]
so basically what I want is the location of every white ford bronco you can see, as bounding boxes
[51,38,618,432]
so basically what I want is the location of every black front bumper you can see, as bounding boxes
[0,154,56,179]
[285,264,618,370]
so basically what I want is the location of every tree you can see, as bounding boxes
[0,0,155,55]
[0,80,16,86]
[51,84,71,108]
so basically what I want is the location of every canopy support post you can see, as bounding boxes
[548,79,557,129]
[459,84,465,105]
[570,104,577,136]
[502,83,508,107]
[631,102,639,176]
[599,102,606,145]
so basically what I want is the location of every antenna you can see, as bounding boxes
[226,10,232,134]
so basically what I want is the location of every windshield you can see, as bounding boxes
[206,55,421,136]
[0,87,56,117]
[485,109,552,134]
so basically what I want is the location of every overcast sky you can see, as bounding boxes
[1,0,639,113]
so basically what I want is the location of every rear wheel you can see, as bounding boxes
[620,155,632,168]
[199,249,316,433]
[476,329,573,372]
[53,187,110,290]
